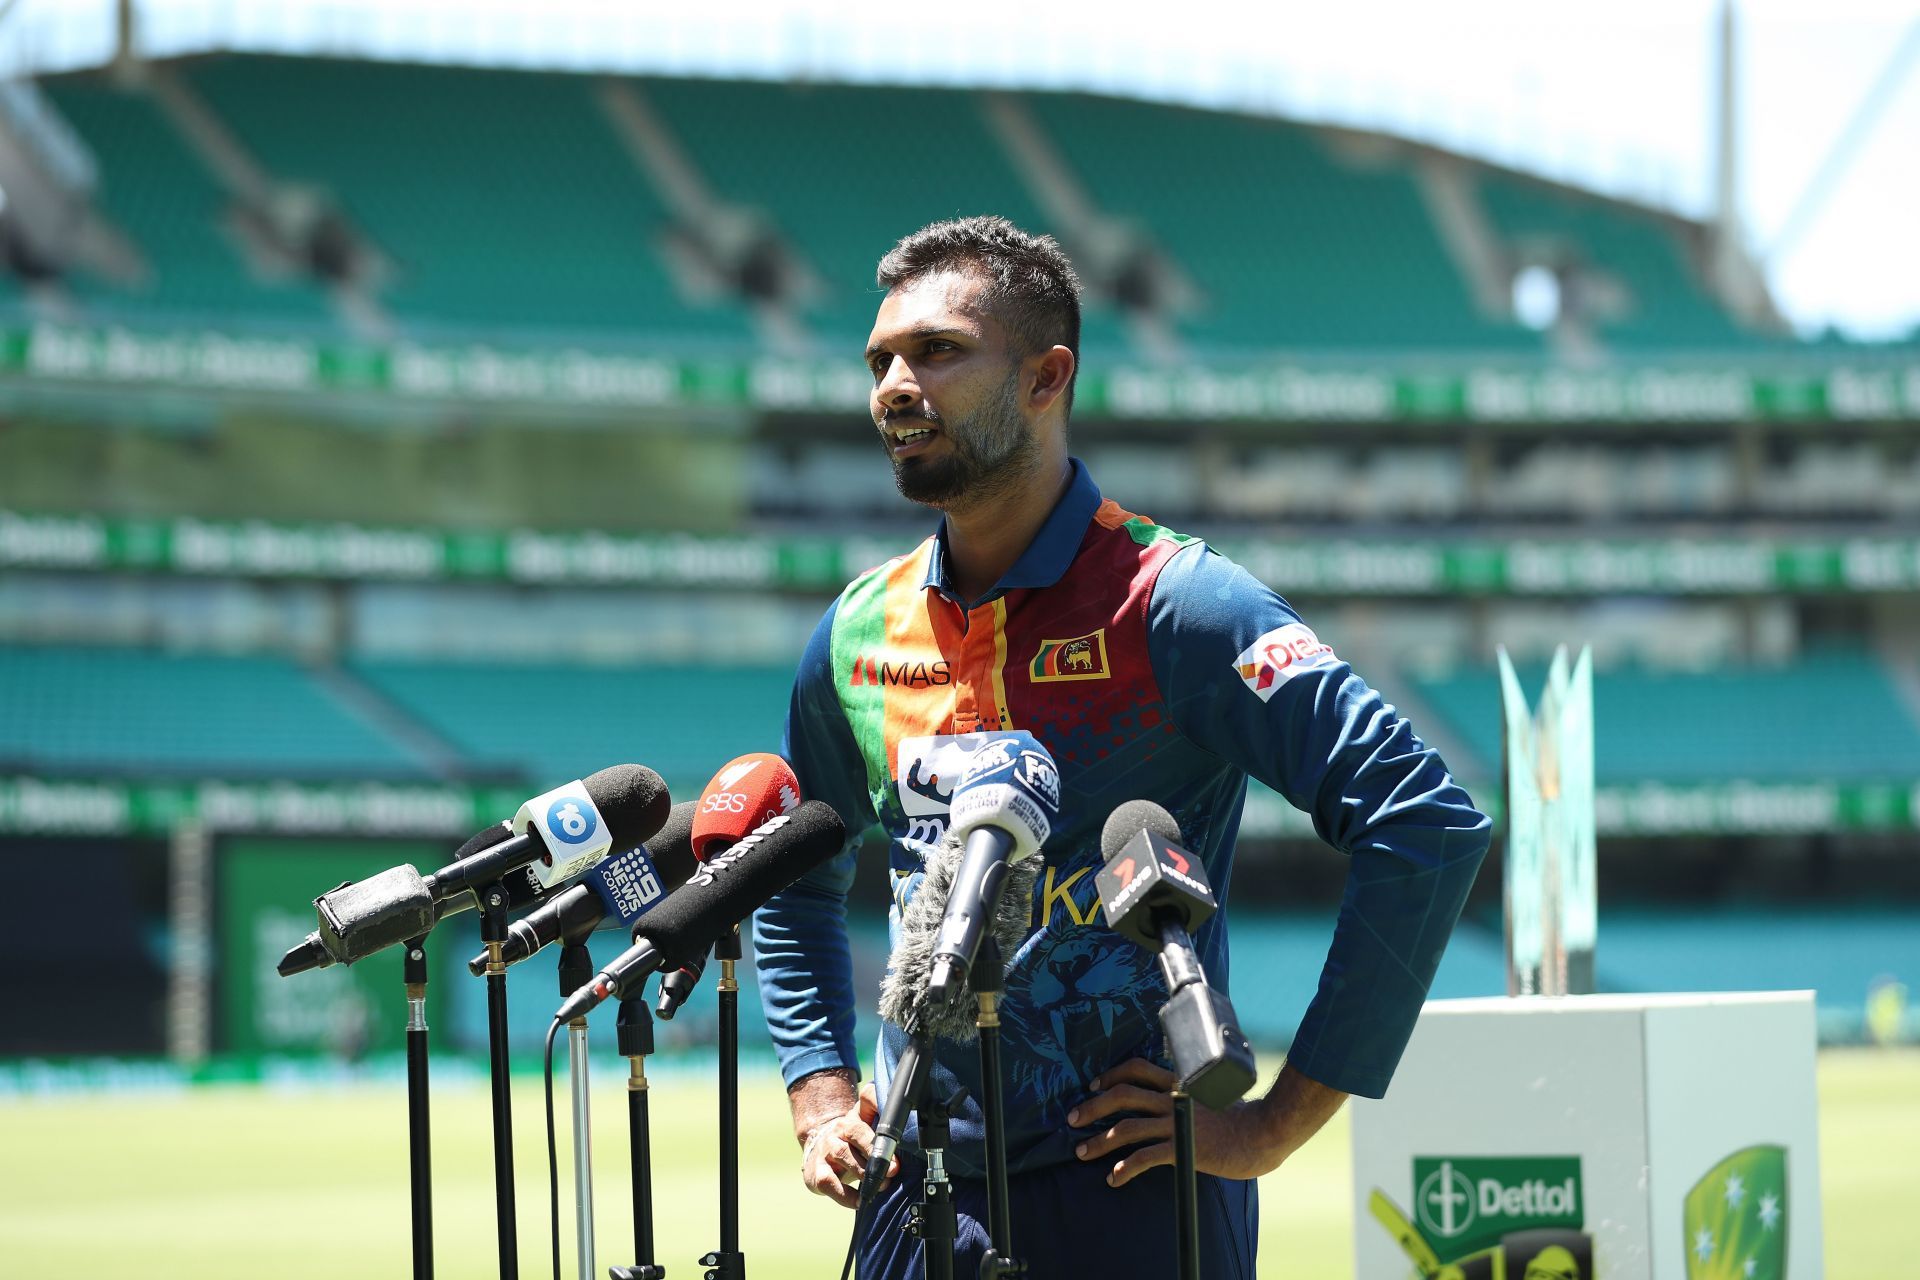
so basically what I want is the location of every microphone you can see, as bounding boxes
[922,732,1059,1008]
[657,753,807,1017]
[277,823,561,977]
[1095,800,1258,1110]
[554,799,847,1022]
[283,765,670,973]
[466,800,700,976]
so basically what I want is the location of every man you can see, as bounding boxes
[751,215,1490,1277]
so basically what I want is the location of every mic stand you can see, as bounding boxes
[608,995,665,1280]
[479,884,520,1280]
[1171,1088,1199,1280]
[404,934,434,1280]
[559,938,597,1280]
[700,928,745,1280]
[909,1089,958,1280]
[970,937,1023,1279]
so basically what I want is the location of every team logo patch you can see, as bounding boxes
[1030,630,1110,682]
[1233,622,1337,700]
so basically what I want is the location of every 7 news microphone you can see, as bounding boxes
[1095,800,1258,1110]
[277,764,671,976]
[467,800,700,975]
[554,798,847,1022]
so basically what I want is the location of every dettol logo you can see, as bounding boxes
[1412,1156,1584,1262]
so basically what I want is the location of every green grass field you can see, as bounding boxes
[1,1049,1912,1277]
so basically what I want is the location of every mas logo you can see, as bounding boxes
[850,653,952,688]
[1373,1156,1593,1278]
[1232,622,1337,701]
[1683,1145,1786,1280]
[1030,629,1110,682]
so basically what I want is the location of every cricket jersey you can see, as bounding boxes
[751,458,1490,1179]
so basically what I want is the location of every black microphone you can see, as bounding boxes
[282,766,670,974]
[1096,800,1257,1111]
[554,800,846,1022]
[922,733,1059,1008]
[278,823,552,977]
[858,1031,934,1204]
[468,801,700,975]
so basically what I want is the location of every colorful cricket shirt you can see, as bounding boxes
[751,458,1490,1178]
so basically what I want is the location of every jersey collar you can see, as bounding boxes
[922,458,1102,605]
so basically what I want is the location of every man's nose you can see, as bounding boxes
[874,359,919,411]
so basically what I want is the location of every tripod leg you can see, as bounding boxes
[405,937,433,1280]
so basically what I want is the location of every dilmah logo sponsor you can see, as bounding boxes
[1371,1156,1594,1278]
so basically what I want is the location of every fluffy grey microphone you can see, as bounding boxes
[878,830,1043,1043]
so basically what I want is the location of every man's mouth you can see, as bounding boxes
[884,420,940,457]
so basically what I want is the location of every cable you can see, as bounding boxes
[838,1190,871,1280]
[544,1017,563,1280]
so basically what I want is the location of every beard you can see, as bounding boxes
[880,372,1038,509]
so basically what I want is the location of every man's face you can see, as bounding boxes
[865,270,1037,508]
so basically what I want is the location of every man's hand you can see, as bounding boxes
[1068,1058,1349,1188]
[790,1070,899,1209]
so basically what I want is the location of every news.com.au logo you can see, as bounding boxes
[545,794,599,845]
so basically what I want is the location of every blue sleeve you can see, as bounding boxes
[1148,542,1491,1099]
[750,597,878,1088]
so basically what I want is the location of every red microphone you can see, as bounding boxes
[658,753,805,1018]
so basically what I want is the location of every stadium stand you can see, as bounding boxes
[639,77,1066,345]
[40,75,334,325]
[1022,92,1536,353]
[0,645,430,777]
[12,55,1772,357]
[1412,651,1920,783]
[349,656,793,793]
[178,55,754,342]
[1478,171,1760,350]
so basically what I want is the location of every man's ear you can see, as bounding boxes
[1026,344,1076,417]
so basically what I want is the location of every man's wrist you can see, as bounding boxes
[788,1065,859,1144]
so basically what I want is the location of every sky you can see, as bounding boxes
[5,0,1916,340]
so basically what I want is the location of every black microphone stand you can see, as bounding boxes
[970,936,1023,1279]
[1170,1088,1199,1280]
[699,927,745,1280]
[478,883,520,1280]
[908,1088,957,1280]
[607,995,665,1280]
[403,934,434,1280]
[558,938,598,1280]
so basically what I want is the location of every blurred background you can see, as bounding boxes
[0,2,1913,1268]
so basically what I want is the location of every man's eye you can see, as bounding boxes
[869,354,891,377]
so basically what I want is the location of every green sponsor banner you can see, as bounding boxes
[219,838,439,1057]
[6,507,1920,595]
[1413,1156,1585,1264]
[0,776,527,837]
[3,321,1917,421]
[1684,1145,1788,1279]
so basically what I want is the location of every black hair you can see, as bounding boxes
[876,215,1082,411]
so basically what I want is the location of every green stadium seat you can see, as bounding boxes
[639,79,1106,351]
[0,645,430,777]
[1478,174,1766,351]
[1411,652,1920,784]
[350,657,794,797]
[1022,92,1537,354]
[182,55,752,344]
[41,75,335,326]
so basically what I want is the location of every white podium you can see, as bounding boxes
[1350,992,1823,1280]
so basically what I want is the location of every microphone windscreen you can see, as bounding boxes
[877,830,1043,1042]
[585,800,700,929]
[583,764,673,850]
[1101,799,1183,864]
[632,799,846,966]
[691,754,804,860]
[451,820,514,863]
